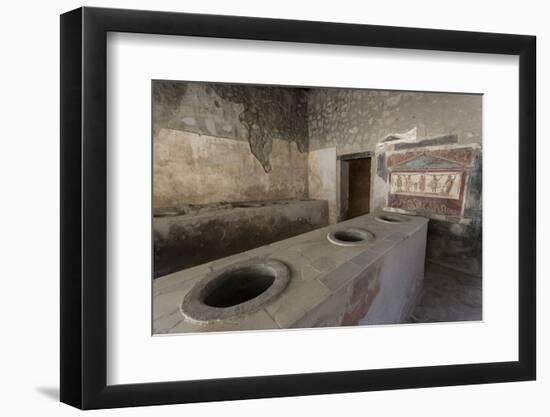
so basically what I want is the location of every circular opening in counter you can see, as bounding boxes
[375,214,408,224]
[202,266,275,308]
[181,259,290,323]
[327,227,375,246]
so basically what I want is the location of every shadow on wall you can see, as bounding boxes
[426,218,482,277]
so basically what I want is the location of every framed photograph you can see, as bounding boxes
[60,6,536,409]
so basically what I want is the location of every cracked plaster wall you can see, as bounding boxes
[153,81,309,209]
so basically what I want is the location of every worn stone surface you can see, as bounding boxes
[342,259,383,326]
[154,199,329,278]
[320,261,365,292]
[171,309,280,334]
[153,213,429,334]
[350,249,380,269]
[362,238,395,255]
[409,262,482,323]
[153,269,205,334]
[291,284,353,329]
[265,277,332,328]
[426,218,482,277]
[361,223,427,324]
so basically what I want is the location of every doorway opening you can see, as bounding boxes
[339,152,372,221]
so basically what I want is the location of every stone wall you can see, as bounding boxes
[154,129,308,210]
[308,90,482,154]
[153,81,310,211]
[307,89,482,277]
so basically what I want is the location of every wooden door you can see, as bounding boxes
[347,158,371,218]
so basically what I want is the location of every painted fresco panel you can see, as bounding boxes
[390,171,463,200]
[385,145,478,218]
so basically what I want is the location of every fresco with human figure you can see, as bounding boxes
[390,171,463,200]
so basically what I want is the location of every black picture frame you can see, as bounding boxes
[60,6,536,410]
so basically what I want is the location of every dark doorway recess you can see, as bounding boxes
[340,152,372,220]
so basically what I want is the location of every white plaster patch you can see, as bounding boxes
[308,148,337,223]
[381,126,417,144]
[181,116,196,125]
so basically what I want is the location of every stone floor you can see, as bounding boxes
[409,262,482,323]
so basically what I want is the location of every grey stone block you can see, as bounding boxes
[384,232,408,243]
[265,279,331,328]
[196,309,280,332]
[320,261,365,292]
[350,249,381,269]
[310,255,343,273]
[367,239,396,255]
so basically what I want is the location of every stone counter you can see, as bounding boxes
[153,213,428,334]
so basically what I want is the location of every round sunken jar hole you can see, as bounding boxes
[334,230,368,242]
[327,228,375,246]
[376,214,405,224]
[181,259,290,323]
[201,266,276,308]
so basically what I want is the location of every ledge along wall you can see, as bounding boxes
[307,89,482,278]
